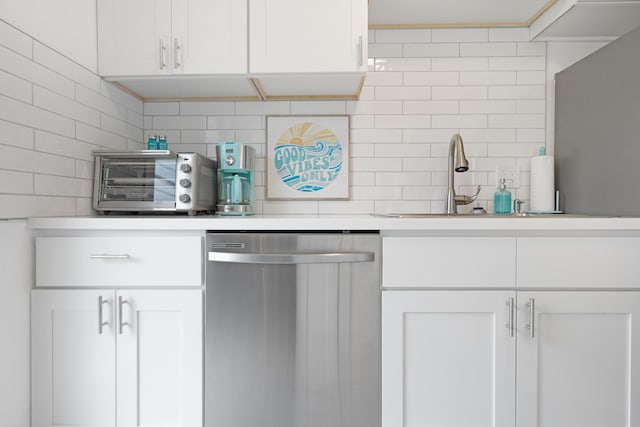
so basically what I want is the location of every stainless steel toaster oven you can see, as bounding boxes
[92,150,216,215]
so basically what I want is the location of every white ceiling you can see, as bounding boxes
[368,0,553,27]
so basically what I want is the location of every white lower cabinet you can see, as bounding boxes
[383,290,640,427]
[31,288,202,427]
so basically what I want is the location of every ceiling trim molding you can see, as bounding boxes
[368,0,557,29]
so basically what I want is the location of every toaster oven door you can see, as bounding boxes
[96,153,178,210]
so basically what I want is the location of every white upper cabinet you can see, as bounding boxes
[249,0,367,74]
[98,0,247,76]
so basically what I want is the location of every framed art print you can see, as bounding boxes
[266,115,350,200]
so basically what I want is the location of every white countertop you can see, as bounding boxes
[26,214,640,233]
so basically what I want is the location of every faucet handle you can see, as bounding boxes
[454,185,481,206]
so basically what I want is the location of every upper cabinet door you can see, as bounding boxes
[171,0,247,75]
[249,0,367,74]
[98,0,172,76]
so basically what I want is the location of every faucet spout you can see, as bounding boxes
[446,133,474,214]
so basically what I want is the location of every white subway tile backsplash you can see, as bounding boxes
[459,128,516,143]
[351,128,402,143]
[207,116,262,130]
[235,101,290,116]
[489,85,545,100]
[460,42,516,57]
[0,120,34,149]
[403,185,446,200]
[102,113,142,141]
[0,69,32,103]
[404,71,459,86]
[403,100,459,114]
[76,123,128,150]
[517,70,545,85]
[375,114,430,129]
[460,100,516,114]
[152,115,206,130]
[433,57,489,71]
[100,81,143,114]
[375,86,431,100]
[351,143,375,157]
[489,28,529,42]
[262,200,318,215]
[403,157,447,172]
[488,142,543,157]
[433,28,488,43]
[517,42,546,57]
[144,102,179,116]
[33,42,101,92]
[76,85,127,121]
[0,144,75,176]
[0,20,32,58]
[0,169,33,194]
[402,128,458,143]
[35,174,92,197]
[376,171,432,186]
[352,157,402,172]
[374,143,430,158]
[351,172,376,186]
[34,86,100,127]
[516,100,545,114]
[346,100,402,115]
[127,109,143,127]
[489,114,545,129]
[0,94,75,137]
[517,128,546,143]
[318,200,374,215]
[290,101,346,115]
[181,129,236,144]
[431,142,487,157]
[0,45,74,98]
[432,114,487,129]
[368,43,403,58]
[0,194,76,218]
[489,56,545,71]
[180,101,234,116]
[375,58,431,72]
[35,130,98,162]
[375,29,431,43]
[350,115,375,129]
[75,160,93,179]
[432,86,487,100]
[460,71,516,86]
[404,43,460,58]
[363,71,403,87]
[351,186,402,200]
[374,200,430,214]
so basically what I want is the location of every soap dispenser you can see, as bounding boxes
[494,178,512,214]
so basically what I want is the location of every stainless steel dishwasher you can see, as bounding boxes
[205,231,380,427]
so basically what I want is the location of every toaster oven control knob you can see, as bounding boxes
[179,179,192,188]
[180,164,192,173]
[179,194,191,203]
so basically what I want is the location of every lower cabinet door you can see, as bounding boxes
[516,291,640,427]
[31,289,116,427]
[116,289,203,427]
[382,290,516,427]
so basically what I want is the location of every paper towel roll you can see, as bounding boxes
[530,154,555,212]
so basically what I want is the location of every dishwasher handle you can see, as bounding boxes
[208,250,375,264]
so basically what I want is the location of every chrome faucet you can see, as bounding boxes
[446,133,481,214]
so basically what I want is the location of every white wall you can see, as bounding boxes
[0,219,32,426]
[0,0,98,72]
[144,28,605,215]
[0,19,144,219]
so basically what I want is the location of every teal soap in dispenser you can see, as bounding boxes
[494,178,512,214]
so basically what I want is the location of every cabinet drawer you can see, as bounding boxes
[36,236,202,287]
[382,237,516,288]
[517,237,640,288]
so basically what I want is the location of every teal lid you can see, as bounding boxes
[539,147,546,156]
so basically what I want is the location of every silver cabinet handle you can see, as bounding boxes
[358,35,364,68]
[90,254,130,259]
[159,39,167,70]
[98,296,109,335]
[208,251,374,264]
[526,298,535,338]
[118,296,128,335]
[505,297,515,337]
[174,38,181,69]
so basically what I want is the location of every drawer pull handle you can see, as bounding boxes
[118,296,129,335]
[98,296,109,335]
[90,254,130,259]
